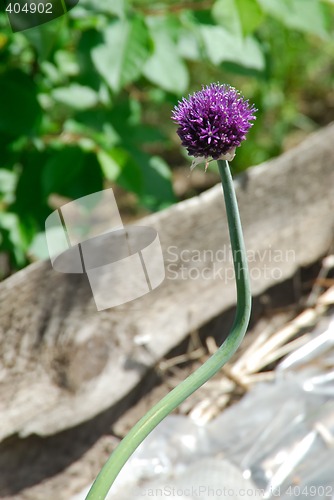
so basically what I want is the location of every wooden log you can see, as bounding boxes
[0,123,333,441]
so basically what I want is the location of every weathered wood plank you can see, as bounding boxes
[0,123,334,440]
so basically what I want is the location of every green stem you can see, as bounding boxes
[86,160,251,500]
[60,0,68,13]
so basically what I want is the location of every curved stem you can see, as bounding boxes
[60,0,67,13]
[86,160,251,500]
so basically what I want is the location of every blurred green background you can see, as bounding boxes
[0,0,333,275]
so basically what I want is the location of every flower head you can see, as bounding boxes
[172,83,256,166]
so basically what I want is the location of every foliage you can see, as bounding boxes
[0,0,333,272]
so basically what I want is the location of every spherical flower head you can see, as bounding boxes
[172,83,257,164]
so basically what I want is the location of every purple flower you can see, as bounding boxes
[172,83,256,163]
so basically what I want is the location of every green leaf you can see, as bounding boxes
[68,111,121,148]
[22,18,63,61]
[235,0,265,36]
[140,156,176,211]
[40,61,62,86]
[77,29,104,89]
[0,70,41,137]
[97,149,122,181]
[42,146,86,196]
[92,17,151,92]
[128,124,166,145]
[0,169,17,203]
[43,148,104,201]
[240,36,265,70]
[212,0,242,37]
[78,0,126,18]
[111,146,175,210]
[143,18,189,94]
[66,152,104,200]
[200,25,265,70]
[13,150,50,228]
[112,147,144,194]
[177,29,202,61]
[200,25,241,65]
[52,84,99,110]
[129,151,176,210]
[256,0,328,38]
[54,50,80,77]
